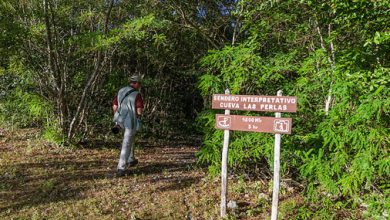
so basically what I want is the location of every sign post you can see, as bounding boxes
[271,90,282,220]
[220,89,230,218]
[212,90,297,219]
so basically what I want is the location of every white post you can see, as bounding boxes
[221,89,230,218]
[271,90,282,220]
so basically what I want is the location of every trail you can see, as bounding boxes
[0,129,283,219]
[0,129,217,219]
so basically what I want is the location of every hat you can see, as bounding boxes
[130,75,141,82]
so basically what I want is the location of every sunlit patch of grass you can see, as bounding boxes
[279,197,299,219]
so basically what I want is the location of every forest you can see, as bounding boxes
[1,0,389,219]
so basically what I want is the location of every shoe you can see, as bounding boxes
[117,169,126,177]
[128,159,138,167]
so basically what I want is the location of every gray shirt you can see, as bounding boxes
[115,86,139,129]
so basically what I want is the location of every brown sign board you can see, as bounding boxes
[212,94,297,112]
[215,114,292,134]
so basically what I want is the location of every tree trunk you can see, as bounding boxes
[43,0,65,128]
[315,19,336,115]
[67,0,115,140]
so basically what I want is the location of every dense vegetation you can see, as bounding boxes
[1,0,389,218]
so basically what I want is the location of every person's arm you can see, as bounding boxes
[136,107,143,117]
[135,93,144,118]
[112,96,118,115]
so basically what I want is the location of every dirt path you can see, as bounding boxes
[0,129,284,219]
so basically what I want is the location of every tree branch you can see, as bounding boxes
[174,4,220,49]
[67,0,115,139]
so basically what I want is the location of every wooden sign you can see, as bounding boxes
[215,114,292,134]
[212,94,297,112]
[215,90,296,219]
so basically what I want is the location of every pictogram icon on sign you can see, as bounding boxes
[217,116,231,129]
[273,119,290,133]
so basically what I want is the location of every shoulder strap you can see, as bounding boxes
[119,88,136,107]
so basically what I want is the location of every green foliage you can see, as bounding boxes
[0,77,62,145]
[0,57,61,145]
[0,59,51,128]
[299,65,389,218]
[197,0,390,217]
[94,14,170,49]
[42,121,63,146]
[199,45,263,95]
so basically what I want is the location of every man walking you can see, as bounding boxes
[112,75,143,177]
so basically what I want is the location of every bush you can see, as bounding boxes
[196,36,389,218]
[0,59,62,145]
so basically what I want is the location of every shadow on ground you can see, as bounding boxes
[0,140,201,214]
